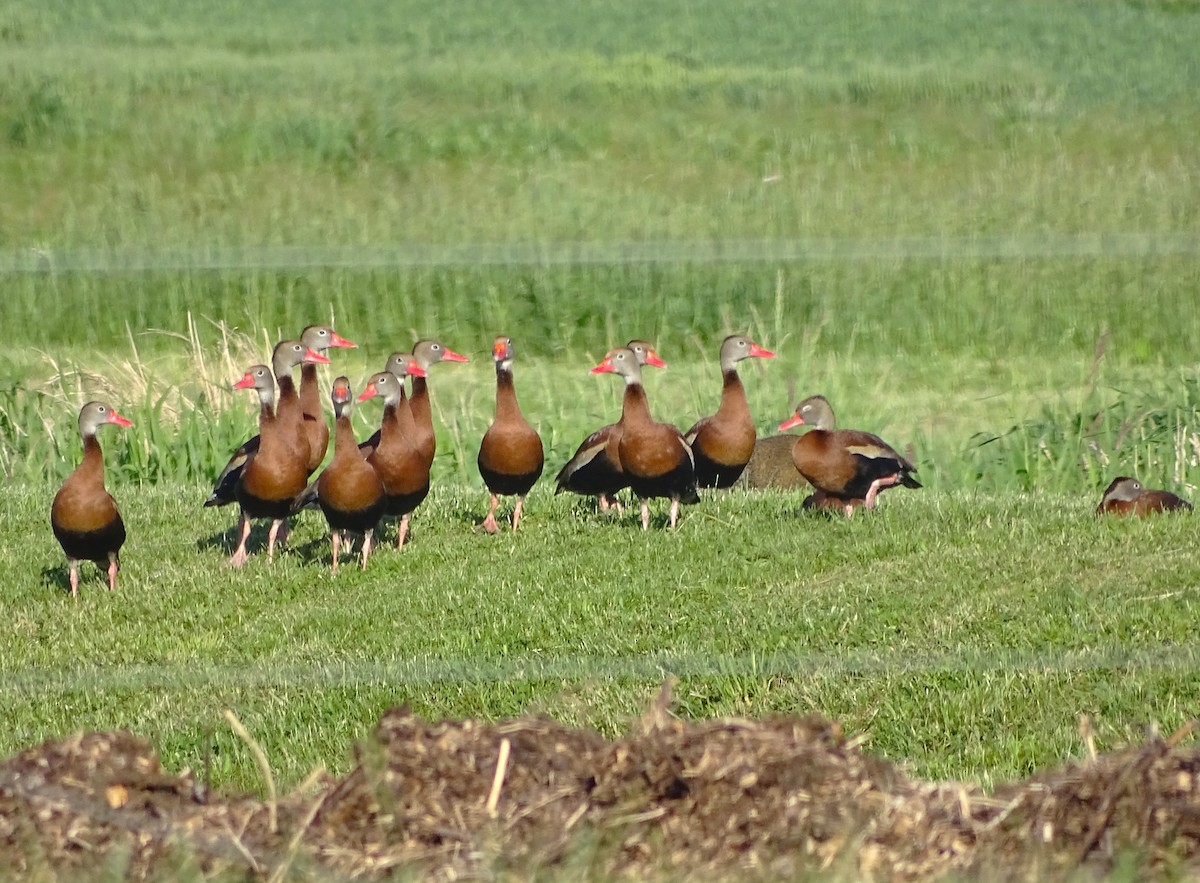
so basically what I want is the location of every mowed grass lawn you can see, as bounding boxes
[3,0,1200,800]
[6,480,1200,794]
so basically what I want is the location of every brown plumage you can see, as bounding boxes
[356,360,430,550]
[779,399,919,514]
[313,377,385,573]
[409,338,469,473]
[591,347,699,530]
[204,333,337,507]
[554,339,666,511]
[298,324,356,474]
[228,342,326,567]
[739,395,835,491]
[1096,476,1192,516]
[478,335,544,533]
[684,334,775,489]
[51,401,133,598]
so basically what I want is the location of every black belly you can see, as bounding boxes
[691,448,748,490]
[556,454,626,497]
[382,483,430,517]
[235,485,297,521]
[627,460,700,504]
[320,497,386,535]
[53,517,126,563]
[479,463,543,497]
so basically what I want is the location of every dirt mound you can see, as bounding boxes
[1,691,1197,880]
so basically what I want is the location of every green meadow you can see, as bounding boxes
[2,0,1200,798]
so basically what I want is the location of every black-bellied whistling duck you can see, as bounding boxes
[409,338,469,472]
[311,377,385,573]
[554,339,667,511]
[204,335,335,507]
[356,361,431,550]
[684,334,775,489]
[298,324,356,474]
[51,401,133,598]
[228,343,325,567]
[778,399,919,515]
[478,335,544,533]
[591,347,699,530]
[1096,477,1192,516]
[740,395,835,490]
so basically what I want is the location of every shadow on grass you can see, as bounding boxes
[40,562,114,597]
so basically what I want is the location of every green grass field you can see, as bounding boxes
[2,0,1200,802]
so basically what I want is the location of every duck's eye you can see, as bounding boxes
[98,406,106,412]
[738,340,747,347]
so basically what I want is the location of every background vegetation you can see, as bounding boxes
[2,0,1199,795]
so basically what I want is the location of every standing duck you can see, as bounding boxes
[477,335,544,533]
[228,342,325,567]
[298,324,356,474]
[356,360,431,550]
[409,338,469,473]
[203,331,340,507]
[1096,477,1192,516]
[51,401,134,598]
[684,334,776,488]
[778,400,919,515]
[554,339,667,511]
[312,377,385,573]
[740,394,835,491]
[591,346,699,530]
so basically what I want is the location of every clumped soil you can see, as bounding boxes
[1,687,1198,881]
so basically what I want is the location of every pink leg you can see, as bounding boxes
[864,475,901,509]
[397,514,411,549]
[361,529,375,570]
[640,499,650,531]
[512,495,527,532]
[482,494,501,534]
[266,518,285,561]
[229,512,252,568]
[107,554,119,591]
[276,518,290,549]
[668,499,680,529]
[598,494,611,512]
[330,530,342,575]
[68,561,80,599]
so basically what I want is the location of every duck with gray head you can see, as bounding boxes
[51,401,134,598]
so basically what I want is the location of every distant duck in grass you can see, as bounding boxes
[356,360,432,550]
[554,339,667,512]
[683,334,775,489]
[1096,477,1193,517]
[205,328,345,508]
[778,397,919,515]
[591,346,699,530]
[228,342,327,567]
[478,335,544,533]
[739,394,835,491]
[310,377,385,573]
[51,401,134,598]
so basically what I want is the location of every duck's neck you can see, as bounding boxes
[409,375,430,427]
[299,364,322,418]
[333,414,359,458]
[494,366,523,421]
[714,368,749,420]
[621,380,653,425]
[76,433,108,490]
